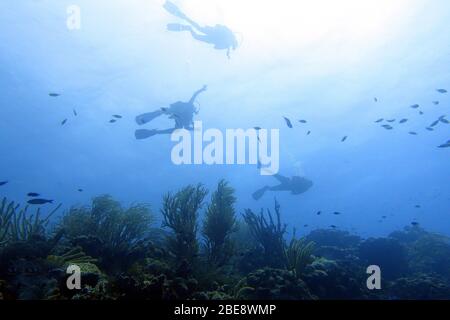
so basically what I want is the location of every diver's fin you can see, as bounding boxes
[135,129,158,140]
[163,1,187,19]
[135,110,164,125]
[167,23,190,32]
[252,186,269,200]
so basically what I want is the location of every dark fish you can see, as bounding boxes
[254,127,261,131]
[430,120,440,127]
[283,117,293,128]
[61,119,68,126]
[78,189,83,192]
[307,131,311,135]
[316,211,321,215]
[410,104,420,109]
[298,120,307,124]
[426,127,434,131]
[27,193,40,197]
[440,118,449,124]
[341,136,347,142]
[303,224,309,227]
[330,225,337,229]
[415,205,421,209]
[27,199,53,205]
[333,211,342,215]
[113,115,123,119]
[432,101,439,105]
[375,118,384,123]
[73,109,78,116]
[109,119,117,123]
[374,97,378,102]
[419,111,424,115]
[381,124,393,130]
[436,89,447,94]
[0,181,8,186]
[386,119,396,123]
[382,216,387,219]
[399,119,408,124]
[408,131,417,135]
[437,142,450,148]
[411,222,419,226]
[49,93,60,97]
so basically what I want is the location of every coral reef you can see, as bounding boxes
[0,182,449,300]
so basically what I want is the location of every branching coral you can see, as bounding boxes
[0,197,61,246]
[284,234,315,278]
[60,195,153,273]
[202,180,237,267]
[242,200,287,268]
[161,184,208,268]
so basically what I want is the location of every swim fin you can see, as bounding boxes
[252,186,269,200]
[135,110,164,125]
[135,129,158,140]
[163,1,187,20]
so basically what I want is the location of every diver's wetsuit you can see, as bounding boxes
[252,174,313,200]
[135,85,207,140]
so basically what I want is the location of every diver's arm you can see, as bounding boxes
[189,85,207,104]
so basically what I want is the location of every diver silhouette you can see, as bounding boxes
[135,85,207,140]
[163,1,238,59]
[252,174,313,200]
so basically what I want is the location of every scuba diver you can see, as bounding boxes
[135,85,207,140]
[163,1,238,59]
[252,174,313,200]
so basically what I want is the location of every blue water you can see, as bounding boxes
[0,0,449,238]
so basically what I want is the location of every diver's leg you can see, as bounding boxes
[135,128,177,140]
[188,29,211,44]
[272,174,290,185]
[135,110,165,125]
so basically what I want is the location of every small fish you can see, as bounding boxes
[78,189,83,192]
[411,222,419,226]
[436,89,447,94]
[374,97,378,102]
[306,131,311,135]
[432,101,439,105]
[386,119,396,123]
[381,124,393,130]
[27,193,40,197]
[430,120,440,127]
[303,224,309,227]
[254,127,262,131]
[73,109,78,116]
[27,199,53,205]
[426,127,434,131]
[440,118,449,124]
[330,225,337,229]
[283,117,293,128]
[0,181,8,186]
[382,216,387,219]
[399,119,408,124]
[437,142,450,148]
[415,205,421,208]
[316,211,322,215]
[410,104,420,109]
[109,119,117,123]
[112,115,123,119]
[375,118,384,123]
[61,119,68,126]
[408,131,417,135]
[341,136,347,142]
[419,111,424,115]
[49,93,60,97]
[298,120,307,124]
[333,211,342,215]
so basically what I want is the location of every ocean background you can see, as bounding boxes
[0,0,449,238]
